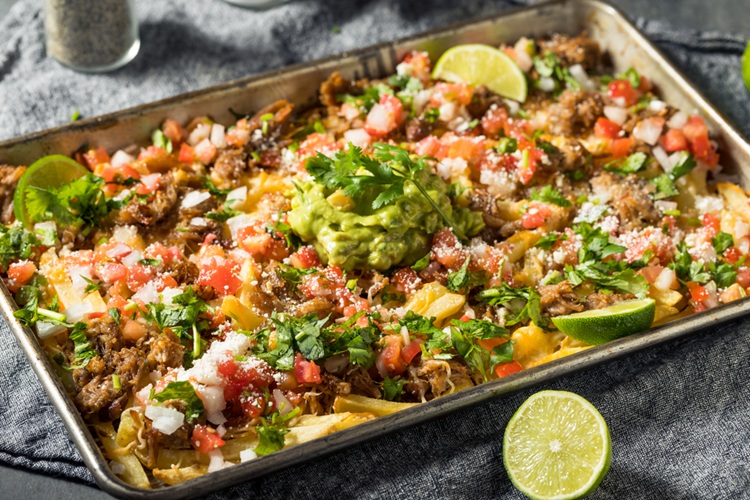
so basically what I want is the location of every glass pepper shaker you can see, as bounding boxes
[44,0,140,73]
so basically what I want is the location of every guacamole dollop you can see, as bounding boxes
[288,172,484,270]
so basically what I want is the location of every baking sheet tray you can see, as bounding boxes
[2,0,750,497]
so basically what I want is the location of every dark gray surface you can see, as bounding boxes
[0,0,748,499]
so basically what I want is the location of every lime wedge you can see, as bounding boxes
[504,390,612,500]
[551,298,656,346]
[13,155,89,227]
[742,40,750,92]
[432,44,528,102]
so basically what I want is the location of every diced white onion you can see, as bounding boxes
[652,146,673,171]
[145,405,185,435]
[667,111,688,130]
[121,249,143,268]
[160,287,182,305]
[343,128,372,149]
[34,221,57,246]
[366,103,391,131]
[113,225,139,245]
[210,124,226,149]
[538,77,555,92]
[734,220,750,241]
[110,150,135,168]
[513,38,533,72]
[633,118,664,146]
[739,236,750,255]
[704,281,719,308]
[216,424,227,438]
[438,102,458,122]
[239,448,257,463]
[181,190,211,209]
[340,103,361,122]
[63,302,93,323]
[226,186,248,209]
[106,243,131,259]
[400,325,410,346]
[207,449,227,473]
[569,64,595,90]
[37,322,67,339]
[226,214,255,241]
[612,96,627,108]
[198,385,226,418]
[273,389,293,415]
[649,100,666,112]
[603,106,628,126]
[654,268,677,291]
[113,188,131,202]
[139,173,161,192]
[412,89,433,114]
[133,281,159,304]
[503,99,520,116]
[69,266,93,299]
[188,123,211,146]
[190,217,208,227]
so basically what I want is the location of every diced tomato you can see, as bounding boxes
[391,268,421,294]
[294,353,322,384]
[661,129,688,152]
[198,256,242,296]
[135,173,162,195]
[682,115,709,143]
[431,227,467,270]
[402,50,432,83]
[144,243,182,266]
[122,319,148,341]
[237,225,289,261]
[481,106,509,137]
[610,138,633,158]
[299,274,335,300]
[521,203,553,229]
[494,361,523,378]
[445,136,486,163]
[638,75,652,93]
[79,147,111,170]
[222,361,275,402]
[430,82,474,107]
[639,265,664,285]
[97,262,128,284]
[724,246,743,265]
[516,146,544,185]
[240,393,267,419]
[194,138,217,165]
[477,336,507,352]
[178,143,196,163]
[364,94,404,138]
[126,264,157,292]
[414,135,443,158]
[687,282,710,303]
[153,275,178,292]
[401,339,423,364]
[690,135,719,167]
[162,119,184,146]
[289,246,321,269]
[594,118,621,139]
[191,425,225,454]
[701,213,721,238]
[377,335,408,376]
[299,133,337,156]
[6,261,36,293]
[137,145,168,161]
[608,80,640,106]
[100,164,141,184]
[217,358,238,378]
[736,267,750,288]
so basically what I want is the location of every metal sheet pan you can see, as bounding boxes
[2,0,750,497]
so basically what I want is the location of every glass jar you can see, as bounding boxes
[44,0,140,73]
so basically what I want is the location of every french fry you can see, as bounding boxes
[93,422,150,489]
[155,448,209,470]
[221,296,265,330]
[404,281,465,326]
[501,230,541,264]
[717,182,750,223]
[39,249,106,312]
[333,394,418,417]
[115,408,141,448]
[529,346,591,368]
[219,435,259,462]
[511,325,564,369]
[153,466,208,486]
[653,305,680,325]
[649,287,683,307]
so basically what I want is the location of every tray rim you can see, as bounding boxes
[2,0,750,498]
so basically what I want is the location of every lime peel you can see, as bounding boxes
[742,40,750,92]
[551,298,656,346]
[432,44,528,103]
[504,390,612,500]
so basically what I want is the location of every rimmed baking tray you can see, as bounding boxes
[2,0,749,497]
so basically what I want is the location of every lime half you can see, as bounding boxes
[551,298,656,346]
[13,155,89,227]
[742,40,750,92]
[432,44,528,102]
[504,390,612,500]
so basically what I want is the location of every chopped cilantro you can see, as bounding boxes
[383,377,407,401]
[424,107,440,123]
[275,263,317,291]
[267,217,302,251]
[67,322,98,370]
[151,129,173,153]
[529,185,572,207]
[604,152,648,175]
[494,137,518,155]
[535,232,568,250]
[446,256,488,292]
[476,284,549,329]
[713,232,734,254]
[82,276,102,293]
[411,253,431,272]
[653,152,696,200]
[152,381,204,422]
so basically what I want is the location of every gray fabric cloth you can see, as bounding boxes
[1,0,749,498]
